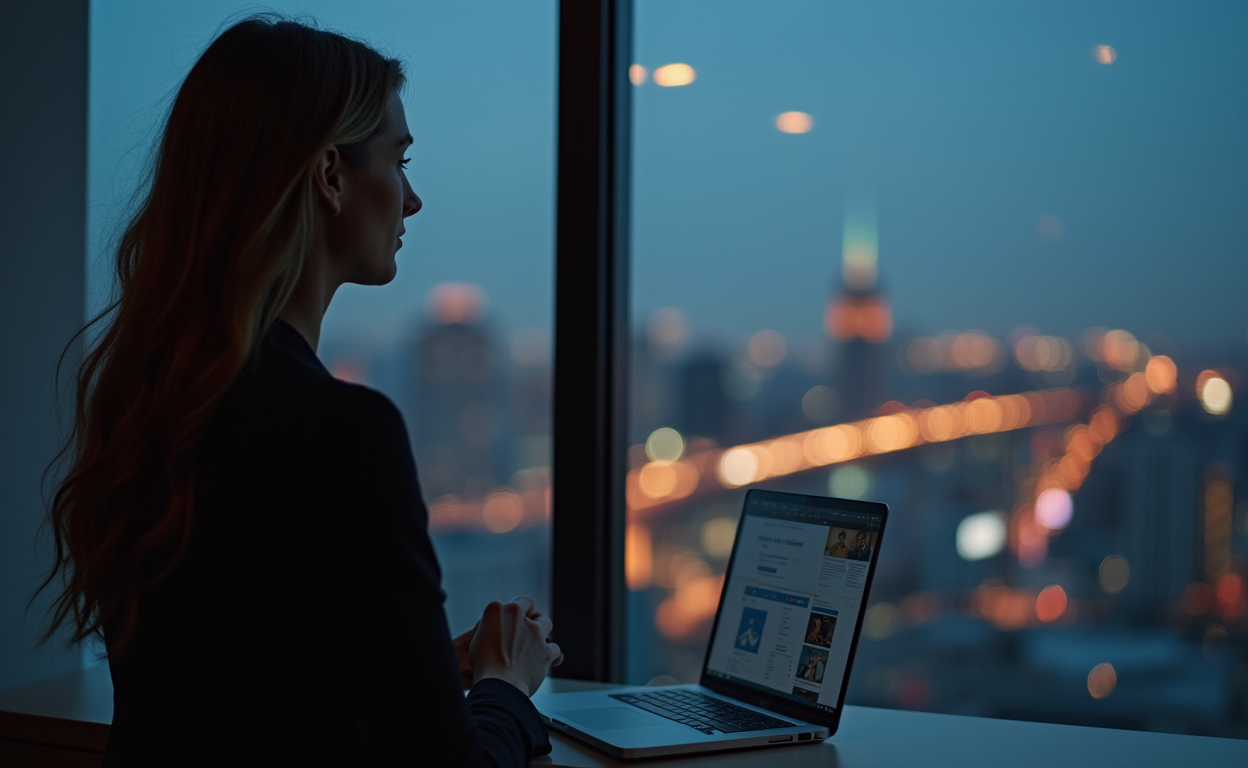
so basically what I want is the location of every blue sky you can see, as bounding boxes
[89,1,1248,357]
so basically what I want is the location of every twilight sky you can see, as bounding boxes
[89,1,1248,359]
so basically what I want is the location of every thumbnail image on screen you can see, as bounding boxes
[803,608,837,649]
[796,645,829,685]
[824,527,878,562]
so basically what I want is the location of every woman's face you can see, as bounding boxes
[326,95,422,286]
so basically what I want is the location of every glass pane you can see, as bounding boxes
[89,1,556,636]
[627,0,1248,737]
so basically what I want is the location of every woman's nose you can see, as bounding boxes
[403,176,422,217]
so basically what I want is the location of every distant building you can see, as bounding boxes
[679,351,728,442]
[1121,431,1201,620]
[826,202,892,419]
[408,283,500,500]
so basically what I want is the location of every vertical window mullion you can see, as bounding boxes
[551,0,633,682]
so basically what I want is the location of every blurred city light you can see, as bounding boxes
[700,517,737,558]
[829,464,871,499]
[653,63,695,86]
[647,307,690,352]
[482,490,523,534]
[1093,44,1117,64]
[427,282,485,324]
[747,329,787,368]
[1099,555,1131,593]
[801,385,840,424]
[775,111,813,133]
[906,332,1007,375]
[1198,371,1233,415]
[1097,329,1142,372]
[973,582,1034,630]
[1144,354,1178,394]
[1013,334,1073,373]
[629,63,647,85]
[842,202,878,291]
[956,511,1007,561]
[717,447,759,487]
[1087,663,1117,699]
[1035,585,1068,623]
[1035,488,1074,530]
[863,602,900,639]
[646,426,685,462]
[626,523,653,590]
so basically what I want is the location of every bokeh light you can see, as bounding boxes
[1087,663,1117,699]
[629,63,647,85]
[1035,585,1068,623]
[1198,372,1233,416]
[653,63,696,86]
[647,307,690,352]
[482,490,523,533]
[1144,355,1178,394]
[625,523,652,590]
[1099,555,1130,593]
[1014,334,1073,372]
[428,282,485,324]
[863,602,900,639]
[700,517,737,558]
[717,447,759,487]
[956,511,1007,561]
[646,427,685,462]
[801,385,840,424]
[829,464,871,499]
[1035,488,1073,530]
[747,329,787,368]
[775,111,813,133]
[637,461,678,498]
[1093,44,1117,65]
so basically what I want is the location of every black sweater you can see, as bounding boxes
[103,320,550,766]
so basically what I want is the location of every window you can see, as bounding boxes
[625,0,1248,737]
[88,0,557,636]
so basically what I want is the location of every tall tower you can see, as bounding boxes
[408,283,499,500]
[825,202,892,419]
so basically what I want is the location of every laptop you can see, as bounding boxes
[532,488,888,758]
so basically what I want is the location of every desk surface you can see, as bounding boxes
[2,667,1245,767]
[534,679,1248,768]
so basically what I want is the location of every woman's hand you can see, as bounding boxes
[468,595,563,697]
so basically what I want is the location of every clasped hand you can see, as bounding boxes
[453,595,564,697]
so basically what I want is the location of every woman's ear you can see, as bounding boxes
[312,144,345,215]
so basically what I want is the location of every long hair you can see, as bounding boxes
[40,15,405,652]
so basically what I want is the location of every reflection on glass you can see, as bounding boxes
[628,0,1248,738]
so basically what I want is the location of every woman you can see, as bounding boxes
[40,16,560,766]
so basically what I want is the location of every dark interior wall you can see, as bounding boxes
[0,0,88,690]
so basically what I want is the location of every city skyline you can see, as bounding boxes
[88,1,1248,355]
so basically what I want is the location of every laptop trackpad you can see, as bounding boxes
[555,707,663,730]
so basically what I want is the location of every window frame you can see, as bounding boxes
[550,0,633,682]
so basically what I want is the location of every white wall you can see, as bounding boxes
[0,0,88,690]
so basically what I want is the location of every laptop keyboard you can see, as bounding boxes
[609,689,794,734]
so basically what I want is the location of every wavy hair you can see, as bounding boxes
[39,15,405,652]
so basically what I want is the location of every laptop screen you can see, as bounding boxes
[703,490,885,716]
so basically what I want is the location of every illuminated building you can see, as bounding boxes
[826,202,892,419]
[407,283,500,500]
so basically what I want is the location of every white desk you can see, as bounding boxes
[2,667,1244,767]
[536,679,1248,768]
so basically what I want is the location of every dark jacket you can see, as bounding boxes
[103,320,550,766]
